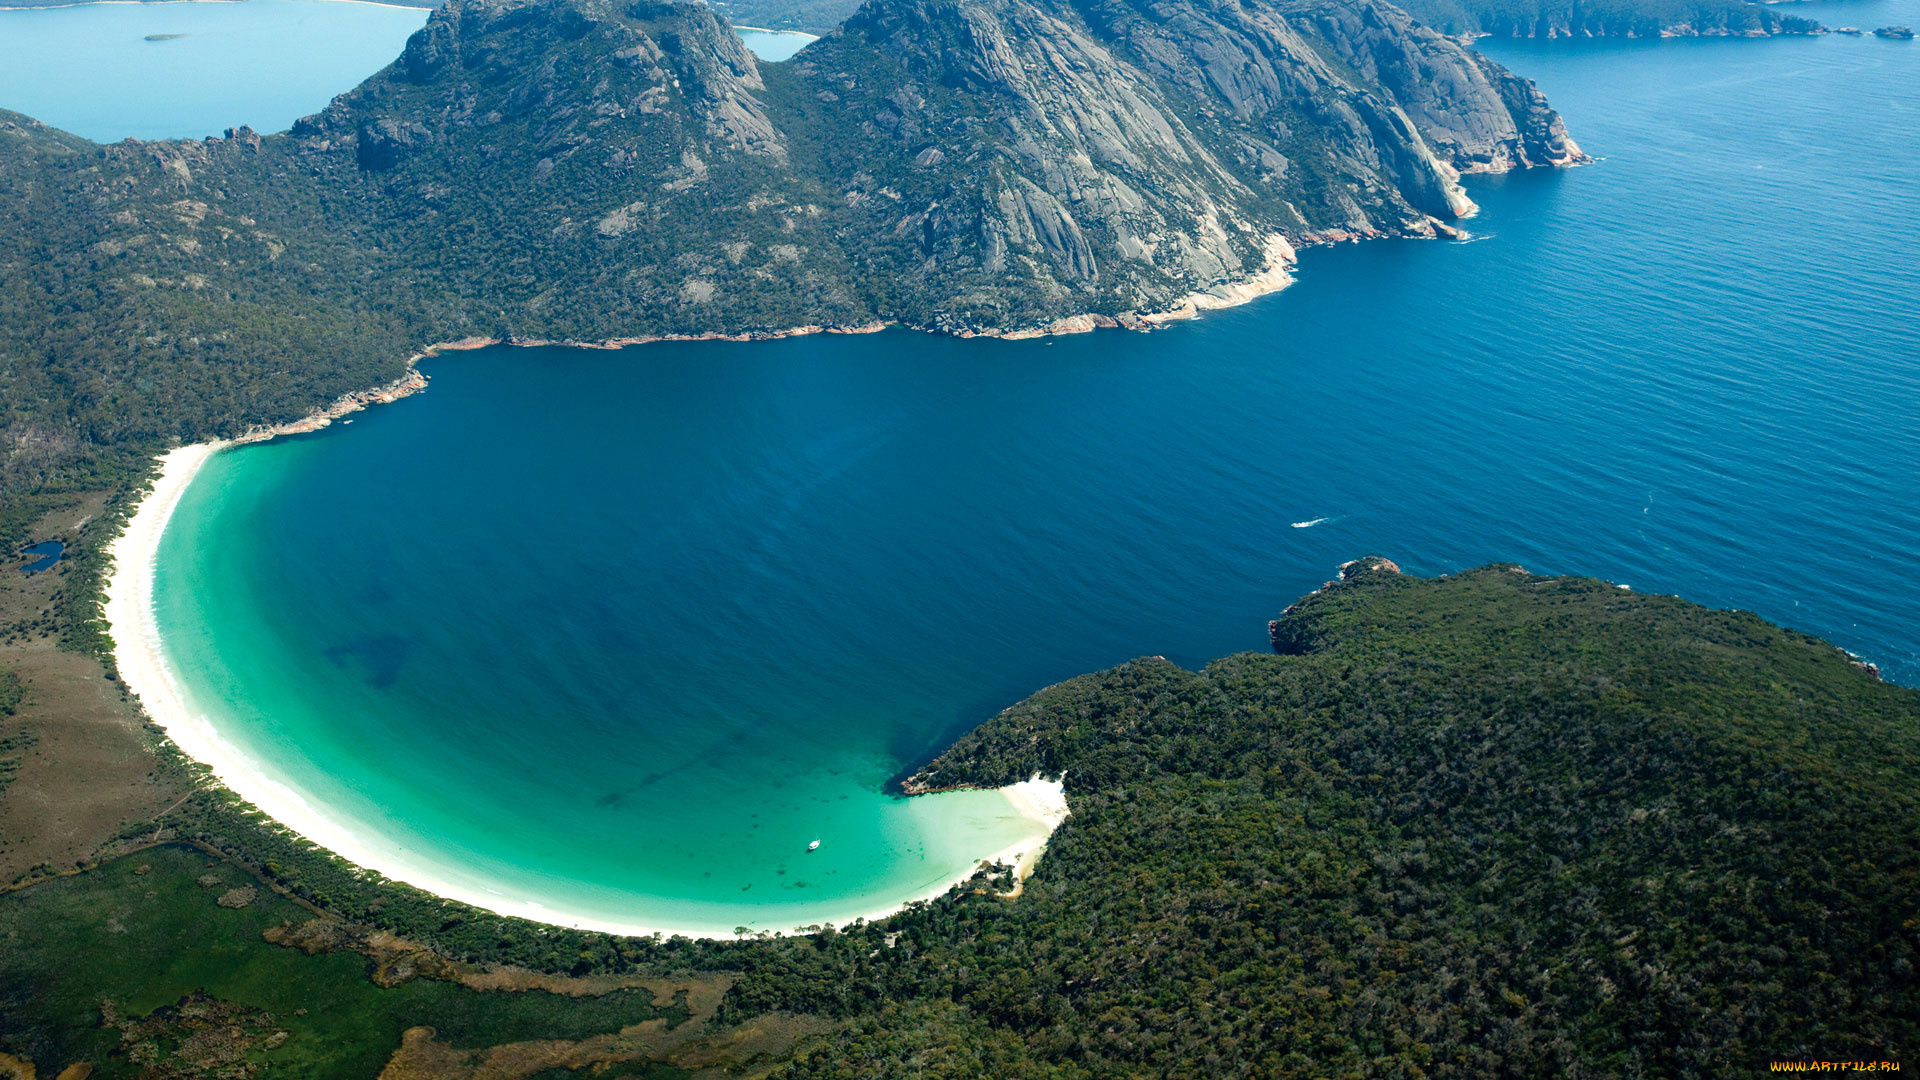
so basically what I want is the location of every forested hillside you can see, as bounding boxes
[1395,0,1823,38]
[719,0,1824,41]
[5,560,1912,1076]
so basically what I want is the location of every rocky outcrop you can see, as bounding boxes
[791,0,1582,326]
[221,125,263,152]
[1301,1,1583,171]
[295,0,786,167]
[355,116,433,171]
[261,0,1583,334]
[1271,555,1405,653]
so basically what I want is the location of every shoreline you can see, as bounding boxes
[89,225,1448,941]
[949,234,1303,340]
[101,441,1067,937]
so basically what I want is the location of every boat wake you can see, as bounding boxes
[1291,517,1333,529]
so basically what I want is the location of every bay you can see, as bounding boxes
[105,0,1920,933]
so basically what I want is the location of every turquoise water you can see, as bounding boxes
[137,6,1920,933]
[0,0,428,142]
[736,27,817,61]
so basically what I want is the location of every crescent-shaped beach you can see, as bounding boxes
[103,439,1071,939]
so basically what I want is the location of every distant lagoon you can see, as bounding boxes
[0,0,815,142]
[736,26,818,61]
[49,0,1920,933]
[0,0,430,141]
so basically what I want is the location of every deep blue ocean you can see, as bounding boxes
[105,0,1920,932]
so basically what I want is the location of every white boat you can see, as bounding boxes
[807,840,820,852]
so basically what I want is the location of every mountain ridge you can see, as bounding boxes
[0,0,1581,503]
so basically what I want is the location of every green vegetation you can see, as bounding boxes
[0,0,1577,533]
[1395,0,1823,37]
[6,561,1912,1075]
[715,0,860,34]
[0,844,684,1077]
[0,669,26,801]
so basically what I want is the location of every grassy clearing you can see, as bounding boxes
[0,844,682,1077]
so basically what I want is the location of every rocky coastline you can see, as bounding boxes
[231,215,1472,441]
[232,367,430,445]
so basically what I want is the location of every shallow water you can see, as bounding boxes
[736,26,817,61]
[128,2,1920,933]
[0,0,429,141]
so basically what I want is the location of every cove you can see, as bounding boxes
[126,0,1920,935]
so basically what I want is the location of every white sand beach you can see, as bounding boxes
[102,441,408,878]
[103,453,1070,938]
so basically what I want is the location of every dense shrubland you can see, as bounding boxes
[36,561,1910,1076]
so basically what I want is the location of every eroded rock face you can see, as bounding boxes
[789,0,1584,325]
[1304,0,1584,171]
[317,0,1583,325]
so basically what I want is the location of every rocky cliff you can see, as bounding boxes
[778,0,1581,327]
[9,0,1581,332]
